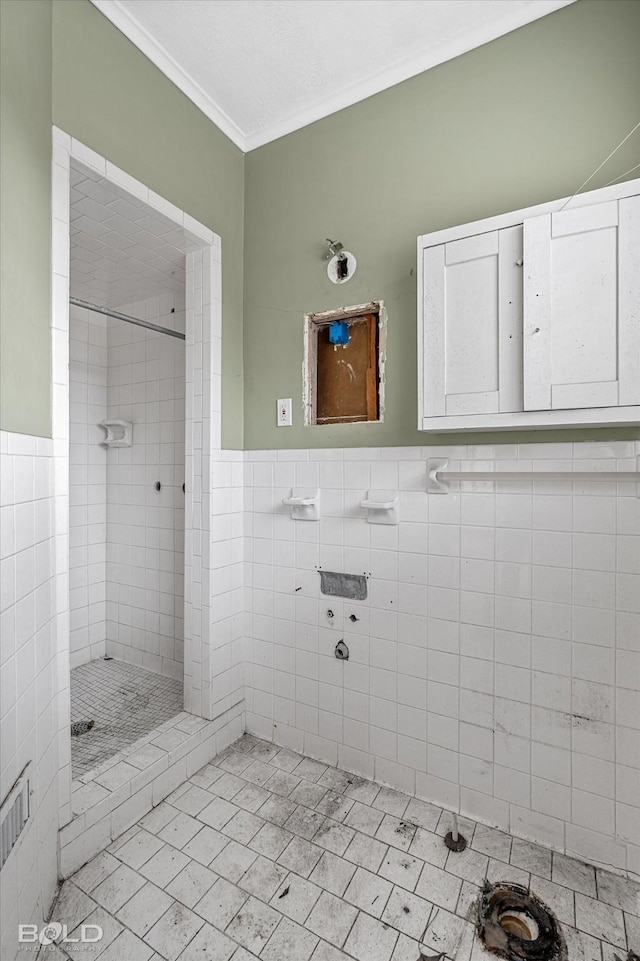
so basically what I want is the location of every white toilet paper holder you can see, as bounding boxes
[360,490,399,524]
[282,489,320,521]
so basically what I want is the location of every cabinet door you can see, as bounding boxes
[524,195,640,411]
[421,226,523,418]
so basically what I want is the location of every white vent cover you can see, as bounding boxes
[1,761,32,870]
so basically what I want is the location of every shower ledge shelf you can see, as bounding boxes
[99,420,133,448]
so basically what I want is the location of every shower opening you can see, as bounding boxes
[67,157,187,779]
[53,132,225,839]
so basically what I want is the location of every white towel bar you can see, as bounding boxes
[427,458,639,494]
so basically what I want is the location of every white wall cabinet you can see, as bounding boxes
[418,179,640,431]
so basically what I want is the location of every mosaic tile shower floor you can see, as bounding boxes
[50,735,639,961]
[70,658,183,778]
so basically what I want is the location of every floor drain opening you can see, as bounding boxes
[70,720,95,737]
[477,882,567,960]
[498,911,538,941]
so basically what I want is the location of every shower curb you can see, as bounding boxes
[58,702,244,878]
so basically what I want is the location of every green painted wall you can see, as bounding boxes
[52,0,244,448]
[0,0,52,437]
[2,0,638,447]
[1,0,245,445]
[243,0,640,449]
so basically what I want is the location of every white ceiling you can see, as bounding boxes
[92,0,574,152]
[70,159,197,308]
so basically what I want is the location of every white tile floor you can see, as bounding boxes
[49,736,639,961]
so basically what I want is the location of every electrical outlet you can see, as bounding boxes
[277,398,292,427]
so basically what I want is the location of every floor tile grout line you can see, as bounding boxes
[269,742,626,899]
[114,811,531,953]
[105,809,442,956]
[61,734,638,961]
[192,752,588,904]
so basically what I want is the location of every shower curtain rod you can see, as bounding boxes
[69,297,186,341]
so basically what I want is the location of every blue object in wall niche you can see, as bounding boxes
[328,321,349,345]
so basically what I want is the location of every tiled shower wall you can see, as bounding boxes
[105,293,186,680]
[183,245,245,721]
[202,449,245,717]
[0,432,59,959]
[67,294,186,679]
[243,441,640,878]
[69,303,107,667]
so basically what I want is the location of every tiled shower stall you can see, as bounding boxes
[50,132,244,850]
[68,291,188,680]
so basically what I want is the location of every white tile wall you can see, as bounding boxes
[0,432,59,961]
[104,293,186,680]
[242,442,640,879]
[183,244,244,722]
[208,449,245,717]
[69,304,108,667]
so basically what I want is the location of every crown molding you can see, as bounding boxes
[92,0,574,155]
[91,0,247,151]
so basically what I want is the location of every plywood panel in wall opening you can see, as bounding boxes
[316,313,378,424]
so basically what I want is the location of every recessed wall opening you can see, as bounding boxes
[304,301,385,426]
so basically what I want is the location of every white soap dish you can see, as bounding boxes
[99,420,133,447]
